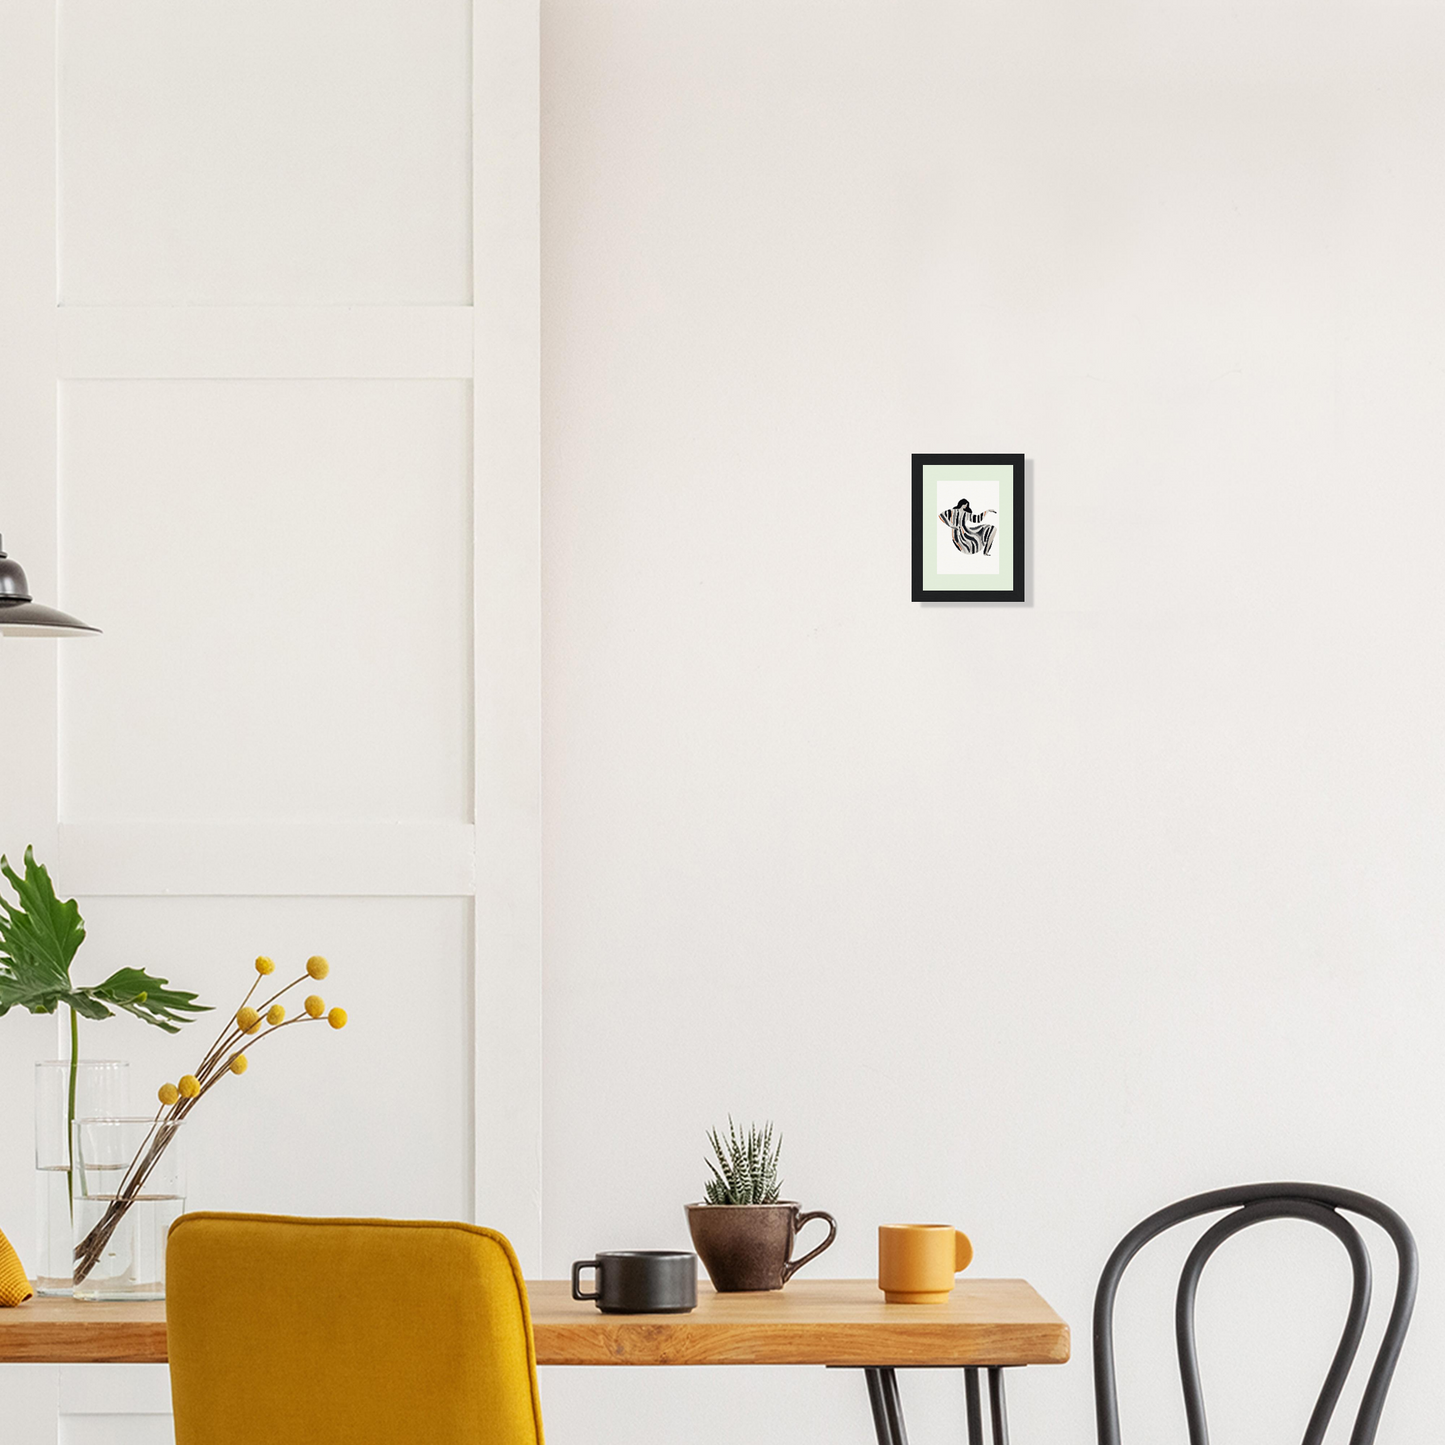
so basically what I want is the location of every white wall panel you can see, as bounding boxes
[0,17,63,1442]
[472,0,542,1269]
[5,1367,59,1445]
[57,379,472,824]
[58,0,472,305]
[4,3,548,1443]
[58,307,475,381]
[56,821,475,896]
[0,0,60,856]
[58,1418,171,1445]
[60,1366,170,1415]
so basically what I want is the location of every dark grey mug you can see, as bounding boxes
[571,1250,698,1313]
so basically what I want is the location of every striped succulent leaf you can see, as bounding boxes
[703,1117,782,1205]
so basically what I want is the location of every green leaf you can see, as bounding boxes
[0,847,85,1017]
[0,849,210,1032]
[86,967,210,1033]
[0,973,65,1016]
[65,991,116,1021]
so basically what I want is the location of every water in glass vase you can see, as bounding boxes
[71,1114,186,1301]
[34,1165,76,1295]
[34,1060,129,1296]
[72,1192,185,1301]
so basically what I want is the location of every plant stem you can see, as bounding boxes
[67,1005,78,1217]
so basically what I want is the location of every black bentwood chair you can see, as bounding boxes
[1093,1183,1417,1445]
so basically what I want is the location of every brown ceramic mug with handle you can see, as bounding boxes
[877,1223,974,1303]
[686,1202,838,1291]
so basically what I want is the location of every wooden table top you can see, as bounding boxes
[0,1278,1069,1369]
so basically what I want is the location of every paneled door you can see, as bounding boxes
[0,2,539,1439]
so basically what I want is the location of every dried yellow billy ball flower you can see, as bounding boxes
[179,1075,201,1099]
[230,1055,248,1075]
[304,995,325,1019]
[158,1083,180,1106]
[327,1007,347,1030]
[236,1005,260,1031]
[254,955,275,975]
[306,956,330,980]
[267,1004,286,1026]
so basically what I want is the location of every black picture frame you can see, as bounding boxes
[912,453,1025,602]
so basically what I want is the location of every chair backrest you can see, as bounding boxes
[167,1212,545,1445]
[1093,1183,1416,1445]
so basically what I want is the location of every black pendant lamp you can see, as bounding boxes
[0,535,100,637]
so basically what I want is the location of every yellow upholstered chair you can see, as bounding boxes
[167,1213,544,1445]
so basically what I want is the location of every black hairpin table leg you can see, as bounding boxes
[864,1367,909,1445]
[964,1368,984,1445]
[987,1368,1010,1445]
[862,1364,1011,1445]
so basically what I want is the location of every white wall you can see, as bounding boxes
[539,3,1445,1443]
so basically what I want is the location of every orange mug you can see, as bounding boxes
[878,1223,974,1303]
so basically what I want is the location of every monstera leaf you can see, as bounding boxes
[87,967,208,1033]
[0,847,84,1014]
[0,847,208,1030]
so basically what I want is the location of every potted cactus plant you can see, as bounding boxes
[685,1119,836,1292]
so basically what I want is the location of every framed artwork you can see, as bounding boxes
[912,453,1025,602]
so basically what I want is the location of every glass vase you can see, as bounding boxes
[72,1115,186,1301]
[33,1060,129,1296]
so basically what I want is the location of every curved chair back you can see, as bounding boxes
[1093,1183,1416,1445]
[168,1212,545,1445]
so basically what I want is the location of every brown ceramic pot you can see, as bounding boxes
[685,1202,837,1292]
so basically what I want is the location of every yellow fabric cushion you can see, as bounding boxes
[167,1213,544,1445]
[0,1225,33,1306]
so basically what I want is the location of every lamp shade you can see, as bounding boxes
[0,535,100,637]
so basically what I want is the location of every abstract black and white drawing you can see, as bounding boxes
[912,454,1025,602]
[938,497,997,557]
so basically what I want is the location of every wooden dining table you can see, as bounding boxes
[0,1277,1070,1445]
